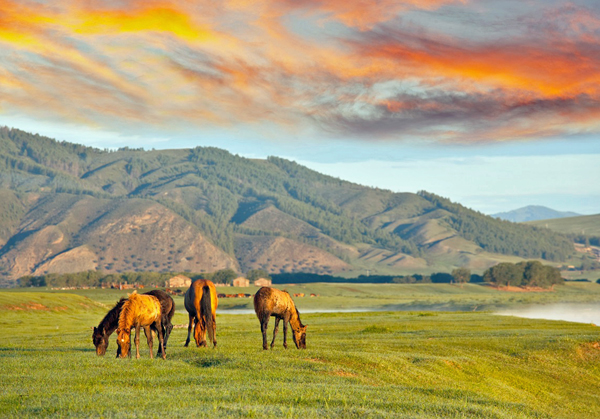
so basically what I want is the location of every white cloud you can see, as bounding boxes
[298,154,600,214]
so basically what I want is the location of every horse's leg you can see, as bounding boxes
[270,317,280,349]
[127,330,133,358]
[156,321,166,360]
[212,311,217,348]
[144,325,153,359]
[134,325,141,359]
[184,313,193,347]
[282,317,289,349]
[163,319,173,354]
[261,315,269,350]
[199,315,207,347]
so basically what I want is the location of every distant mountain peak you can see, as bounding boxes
[492,205,580,223]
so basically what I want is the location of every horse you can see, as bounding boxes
[116,291,166,359]
[253,287,307,350]
[92,290,175,357]
[184,279,218,348]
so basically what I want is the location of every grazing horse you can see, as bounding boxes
[92,297,126,356]
[253,287,307,350]
[184,279,218,348]
[116,291,165,359]
[92,290,175,357]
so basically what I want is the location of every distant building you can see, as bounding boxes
[233,277,250,287]
[254,278,272,287]
[165,274,192,288]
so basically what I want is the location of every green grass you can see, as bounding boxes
[1,288,600,417]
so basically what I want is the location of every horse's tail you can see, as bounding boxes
[167,296,176,324]
[200,285,214,345]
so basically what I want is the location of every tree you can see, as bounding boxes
[211,269,237,285]
[451,268,471,286]
[247,269,271,282]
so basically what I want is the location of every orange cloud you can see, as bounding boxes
[1,0,599,143]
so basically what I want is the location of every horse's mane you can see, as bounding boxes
[118,292,138,331]
[98,298,126,333]
[294,306,305,328]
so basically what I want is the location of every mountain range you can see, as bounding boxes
[0,127,577,287]
[492,206,581,223]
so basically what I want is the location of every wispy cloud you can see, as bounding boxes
[1,0,599,143]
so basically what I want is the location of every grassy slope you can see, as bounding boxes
[527,213,600,236]
[1,288,600,418]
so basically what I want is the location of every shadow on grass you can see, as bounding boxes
[0,347,95,353]
[184,356,232,368]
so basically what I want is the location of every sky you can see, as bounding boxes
[0,0,599,215]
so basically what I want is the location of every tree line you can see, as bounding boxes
[17,263,565,289]
[17,269,272,288]
[418,192,575,261]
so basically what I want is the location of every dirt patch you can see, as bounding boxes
[24,303,49,310]
[493,286,554,293]
[329,370,358,378]
[4,302,50,311]
[576,342,600,362]
[443,359,462,369]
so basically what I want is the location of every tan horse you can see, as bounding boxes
[116,291,165,359]
[184,279,218,348]
[253,287,307,350]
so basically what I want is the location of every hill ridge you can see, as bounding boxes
[0,127,577,286]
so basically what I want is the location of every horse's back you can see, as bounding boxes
[126,292,162,324]
[145,290,175,321]
[254,287,293,318]
[185,279,218,315]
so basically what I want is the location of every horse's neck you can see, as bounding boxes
[118,303,133,331]
[99,305,121,335]
[288,309,302,331]
[100,317,118,335]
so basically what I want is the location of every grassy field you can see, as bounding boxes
[18,281,600,314]
[1,287,600,418]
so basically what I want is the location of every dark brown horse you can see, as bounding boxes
[93,290,174,357]
[254,287,307,350]
[184,279,218,348]
[116,291,165,359]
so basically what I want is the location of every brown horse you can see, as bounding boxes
[254,287,307,350]
[116,291,165,359]
[184,279,218,348]
[93,290,175,357]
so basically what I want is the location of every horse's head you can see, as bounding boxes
[116,328,130,358]
[292,325,307,349]
[92,327,109,356]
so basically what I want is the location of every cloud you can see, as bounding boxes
[1,0,600,143]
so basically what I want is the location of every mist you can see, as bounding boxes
[496,304,600,325]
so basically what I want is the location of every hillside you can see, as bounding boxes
[492,205,580,222]
[0,127,579,286]
[527,213,600,236]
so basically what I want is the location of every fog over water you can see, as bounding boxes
[495,304,600,325]
[218,304,600,326]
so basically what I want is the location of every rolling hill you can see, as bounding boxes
[0,127,578,286]
[492,205,580,222]
[527,214,600,236]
